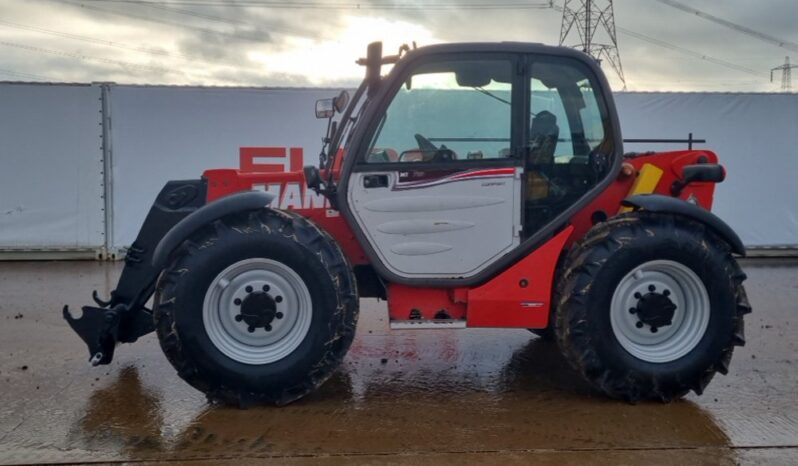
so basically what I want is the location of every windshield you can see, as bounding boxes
[365,59,513,163]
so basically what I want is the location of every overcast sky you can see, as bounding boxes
[0,0,796,92]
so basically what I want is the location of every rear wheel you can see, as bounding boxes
[555,212,750,402]
[153,209,358,406]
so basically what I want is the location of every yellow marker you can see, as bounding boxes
[619,163,664,213]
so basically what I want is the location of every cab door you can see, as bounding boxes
[345,56,524,280]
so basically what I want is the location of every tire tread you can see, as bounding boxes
[153,208,358,406]
[554,211,749,402]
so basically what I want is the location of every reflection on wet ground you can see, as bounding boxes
[0,259,796,464]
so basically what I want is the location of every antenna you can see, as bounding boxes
[559,0,626,89]
[771,56,797,92]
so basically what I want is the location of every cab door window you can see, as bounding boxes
[524,57,614,235]
[366,59,514,164]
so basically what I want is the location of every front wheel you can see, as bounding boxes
[555,212,750,402]
[153,209,358,406]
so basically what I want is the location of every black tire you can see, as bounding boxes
[529,255,568,341]
[153,208,358,406]
[555,212,750,402]
[528,327,554,340]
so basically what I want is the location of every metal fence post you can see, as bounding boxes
[100,83,115,259]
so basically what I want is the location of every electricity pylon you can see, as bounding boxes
[559,0,626,89]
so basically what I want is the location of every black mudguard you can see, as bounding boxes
[63,179,274,366]
[621,194,746,256]
[151,190,275,269]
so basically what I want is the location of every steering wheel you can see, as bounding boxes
[413,133,457,162]
[414,133,438,154]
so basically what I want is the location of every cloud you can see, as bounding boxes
[248,15,440,86]
[0,0,796,91]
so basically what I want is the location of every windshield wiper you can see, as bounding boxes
[474,86,537,117]
[474,86,512,106]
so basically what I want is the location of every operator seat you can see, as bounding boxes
[526,111,559,201]
[528,110,559,165]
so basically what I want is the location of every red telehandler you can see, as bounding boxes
[64,42,750,405]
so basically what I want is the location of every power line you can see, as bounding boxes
[617,27,762,77]
[76,0,556,10]
[57,0,327,43]
[132,1,325,37]
[651,0,798,54]
[0,19,200,62]
[0,40,182,75]
[0,68,58,81]
[56,0,268,42]
[139,3,249,26]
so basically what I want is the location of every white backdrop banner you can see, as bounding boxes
[1,83,796,252]
[109,85,333,249]
[616,92,798,247]
[0,83,105,251]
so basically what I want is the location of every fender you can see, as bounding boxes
[621,194,745,256]
[152,190,275,269]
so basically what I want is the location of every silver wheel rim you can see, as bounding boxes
[610,260,710,363]
[203,258,312,365]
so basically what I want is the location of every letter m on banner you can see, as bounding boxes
[240,147,303,172]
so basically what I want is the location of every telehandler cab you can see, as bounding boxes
[64,42,750,405]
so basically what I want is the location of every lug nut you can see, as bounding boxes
[663,289,671,297]
[275,296,283,303]
[262,284,270,292]
[648,284,656,292]
[629,307,637,314]
[235,314,243,322]
[636,322,644,329]
[276,312,284,319]
[234,298,242,305]
[245,286,253,293]
[265,324,272,332]
[650,326,659,333]
[634,292,642,299]
[247,326,255,333]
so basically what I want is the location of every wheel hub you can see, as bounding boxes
[610,260,710,363]
[632,285,677,332]
[235,288,284,333]
[203,258,312,365]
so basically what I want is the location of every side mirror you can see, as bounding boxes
[334,90,350,113]
[316,90,350,119]
[315,98,335,119]
[304,165,322,191]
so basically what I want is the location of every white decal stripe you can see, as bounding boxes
[394,168,515,191]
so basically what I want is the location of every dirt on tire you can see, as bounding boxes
[554,211,750,402]
[153,208,358,406]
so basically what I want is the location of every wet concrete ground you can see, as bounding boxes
[0,259,796,465]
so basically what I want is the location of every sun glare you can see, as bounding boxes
[249,16,440,85]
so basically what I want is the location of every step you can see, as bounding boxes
[389,319,467,330]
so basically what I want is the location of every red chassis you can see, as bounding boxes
[203,148,720,330]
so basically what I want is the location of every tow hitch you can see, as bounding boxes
[63,179,208,365]
[63,294,155,366]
